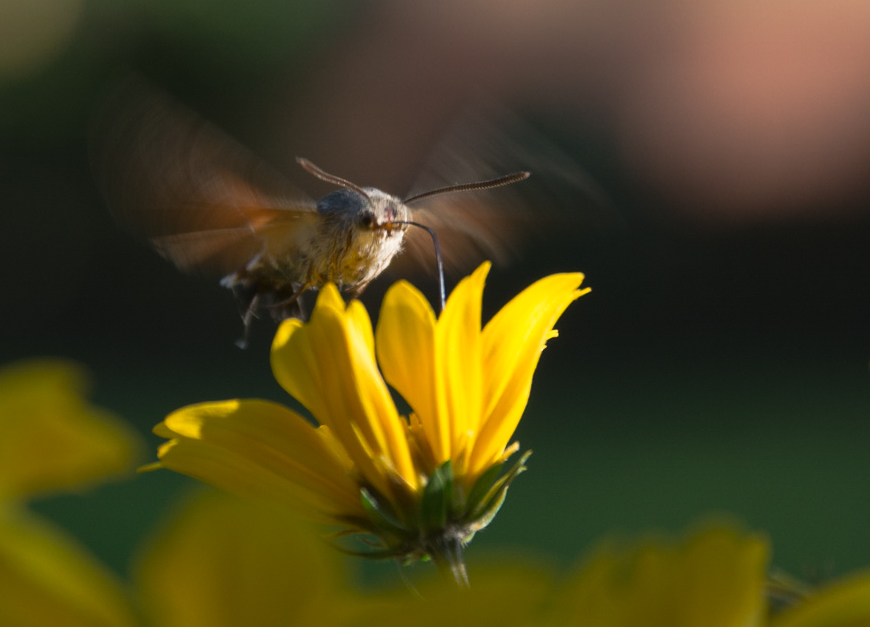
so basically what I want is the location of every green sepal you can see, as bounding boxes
[421,460,454,531]
[465,459,505,516]
[467,450,531,531]
[429,533,470,587]
[328,538,414,561]
[360,487,408,537]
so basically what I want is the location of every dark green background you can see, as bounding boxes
[3,0,870,585]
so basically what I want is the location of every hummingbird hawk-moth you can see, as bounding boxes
[92,81,593,345]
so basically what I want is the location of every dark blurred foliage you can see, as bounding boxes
[3,0,870,583]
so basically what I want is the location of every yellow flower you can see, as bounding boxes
[343,555,555,627]
[356,524,769,627]
[136,491,358,627]
[136,489,555,627]
[0,507,137,627]
[152,262,589,582]
[552,524,770,627]
[548,523,870,627]
[0,359,141,627]
[769,570,870,627]
[0,359,140,502]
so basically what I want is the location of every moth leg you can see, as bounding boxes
[345,278,373,300]
[293,293,308,321]
[235,293,261,350]
[265,283,310,321]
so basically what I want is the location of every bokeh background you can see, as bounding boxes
[3,0,870,584]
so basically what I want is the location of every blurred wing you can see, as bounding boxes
[91,77,319,277]
[400,103,614,275]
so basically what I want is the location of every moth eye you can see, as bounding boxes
[358,211,376,229]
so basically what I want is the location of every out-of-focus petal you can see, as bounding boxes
[0,360,141,502]
[0,507,136,627]
[770,570,870,627]
[554,524,769,627]
[344,558,554,627]
[136,491,356,627]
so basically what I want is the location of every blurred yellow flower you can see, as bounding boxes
[343,555,556,627]
[0,359,140,502]
[548,524,870,627]
[136,491,358,627]
[0,359,141,627]
[551,524,770,627]
[0,507,136,627]
[152,262,589,583]
[769,569,870,627]
[136,489,556,627]
[322,523,870,627]
[4,360,870,627]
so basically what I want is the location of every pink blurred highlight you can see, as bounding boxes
[269,0,870,224]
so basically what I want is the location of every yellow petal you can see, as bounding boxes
[770,570,870,627]
[376,280,443,462]
[313,280,348,313]
[136,491,354,627]
[155,439,342,524]
[469,273,588,477]
[346,299,376,357]
[0,506,136,627]
[556,524,769,627]
[434,262,488,472]
[271,287,418,496]
[154,400,365,521]
[0,360,141,502]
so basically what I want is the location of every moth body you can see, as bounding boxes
[92,81,540,346]
[219,186,410,329]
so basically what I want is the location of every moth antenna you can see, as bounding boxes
[403,171,530,204]
[296,157,371,200]
[394,221,446,312]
